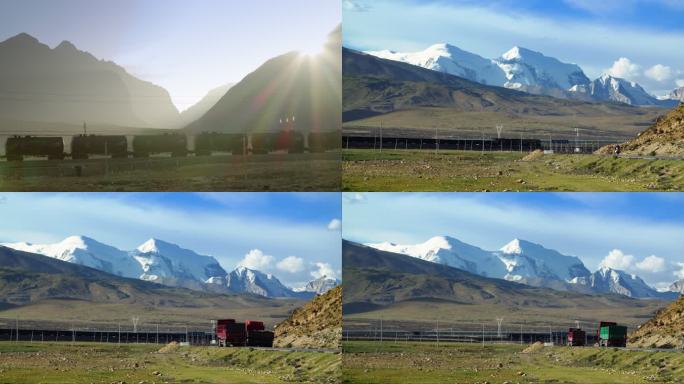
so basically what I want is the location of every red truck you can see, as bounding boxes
[567,328,586,346]
[215,319,274,348]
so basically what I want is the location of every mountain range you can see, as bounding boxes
[367,236,677,300]
[342,240,668,327]
[367,43,678,107]
[0,236,337,298]
[342,48,661,141]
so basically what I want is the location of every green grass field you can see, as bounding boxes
[0,153,340,191]
[0,342,340,384]
[342,149,684,191]
[343,341,684,384]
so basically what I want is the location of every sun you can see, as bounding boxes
[299,35,327,57]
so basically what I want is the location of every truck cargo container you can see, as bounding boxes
[599,324,627,347]
[567,328,586,346]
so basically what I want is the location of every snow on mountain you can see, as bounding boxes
[1,236,308,298]
[669,87,684,102]
[577,267,677,299]
[295,276,340,295]
[497,239,591,283]
[1,236,140,278]
[496,46,590,92]
[365,236,677,299]
[366,43,590,96]
[367,43,507,86]
[669,279,684,294]
[368,236,507,278]
[569,74,671,106]
[364,43,677,106]
[226,266,312,298]
[132,238,227,284]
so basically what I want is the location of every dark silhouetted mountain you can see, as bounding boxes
[0,33,181,129]
[186,26,341,134]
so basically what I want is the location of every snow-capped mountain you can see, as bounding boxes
[367,236,590,283]
[669,87,684,102]
[0,236,308,298]
[367,43,507,86]
[226,267,312,298]
[295,276,340,295]
[569,74,670,106]
[498,239,591,283]
[2,236,142,278]
[132,238,226,285]
[669,279,684,294]
[368,236,507,278]
[367,43,590,97]
[574,267,677,299]
[497,46,590,92]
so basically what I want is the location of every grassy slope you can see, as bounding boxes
[0,342,340,384]
[342,149,684,191]
[0,153,340,192]
[343,341,684,384]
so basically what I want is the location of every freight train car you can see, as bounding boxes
[5,136,65,161]
[71,135,128,159]
[194,132,246,156]
[132,134,187,158]
[567,328,586,346]
[308,131,340,152]
[250,131,305,154]
[598,323,627,347]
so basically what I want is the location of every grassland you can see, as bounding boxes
[0,153,340,191]
[0,341,340,384]
[343,340,684,384]
[342,149,684,191]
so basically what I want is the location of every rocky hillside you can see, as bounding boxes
[273,286,341,349]
[630,295,684,348]
[614,104,684,156]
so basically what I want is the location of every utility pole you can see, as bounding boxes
[379,122,383,153]
[379,318,383,343]
[496,317,504,339]
[482,323,485,348]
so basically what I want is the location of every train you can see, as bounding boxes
[3,131,340,161]
[215,319,274,348]
[342,135,544,152]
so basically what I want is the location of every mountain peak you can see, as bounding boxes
[501,46,538,61]
[3,32,40,46]
[137,238,170,253]
[500,238,523,254]
[55,40,78,51]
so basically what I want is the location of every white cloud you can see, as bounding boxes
[327,219,342,231]
[677,79,684,88]
[311,262,337,279]
[344,193,367,204]
[238,249,274,270]
[675,263,684,280]
[645,64,673,82]
[276,256,305,273]
[635,255,666,273]
[606,58,641,80]
[599,249,635,270]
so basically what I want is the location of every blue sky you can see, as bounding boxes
[0,0,340,111]
[0,192,341,288]
[343,0,684,96]
[343,192,684,290]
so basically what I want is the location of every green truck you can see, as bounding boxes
[598,322,627,347]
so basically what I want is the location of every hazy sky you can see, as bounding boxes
[0,192,342,289]
[343,192,684,290]
[0,0,340,111]
[343,0,684,96]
